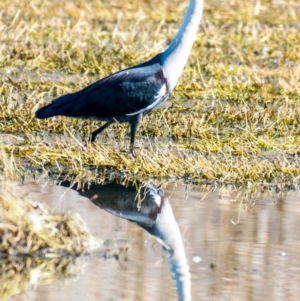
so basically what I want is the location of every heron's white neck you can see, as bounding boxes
[162,0,203,91]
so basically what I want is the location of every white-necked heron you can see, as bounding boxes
[36,0,203,151]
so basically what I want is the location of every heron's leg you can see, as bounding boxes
[89,122,112,143]
[129,114,142,153]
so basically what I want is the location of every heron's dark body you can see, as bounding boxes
[36,0,203,150]
[36,54,170,146]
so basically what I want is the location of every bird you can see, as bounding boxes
[35,0,203,152]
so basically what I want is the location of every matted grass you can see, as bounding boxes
[0,255,91,300]
[0,173,129,300]
[0,0,300,185]
[0,179,96,258]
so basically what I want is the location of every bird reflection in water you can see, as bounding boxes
[63,179,191,301]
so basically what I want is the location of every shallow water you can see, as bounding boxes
[8,179,300,301]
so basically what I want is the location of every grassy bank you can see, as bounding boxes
[0,0,300,185]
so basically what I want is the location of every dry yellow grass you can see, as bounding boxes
[0,178,95,257]
[0,0,300,185]
[0,173,129,300]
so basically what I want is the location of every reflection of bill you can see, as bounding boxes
[72,180,191,301]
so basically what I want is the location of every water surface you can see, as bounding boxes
[9,179,300,301]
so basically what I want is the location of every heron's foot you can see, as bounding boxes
[88,134,96,144]
[129,144,137,158]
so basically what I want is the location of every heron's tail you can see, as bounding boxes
[35,93,77,119]
[35,105,54,119]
